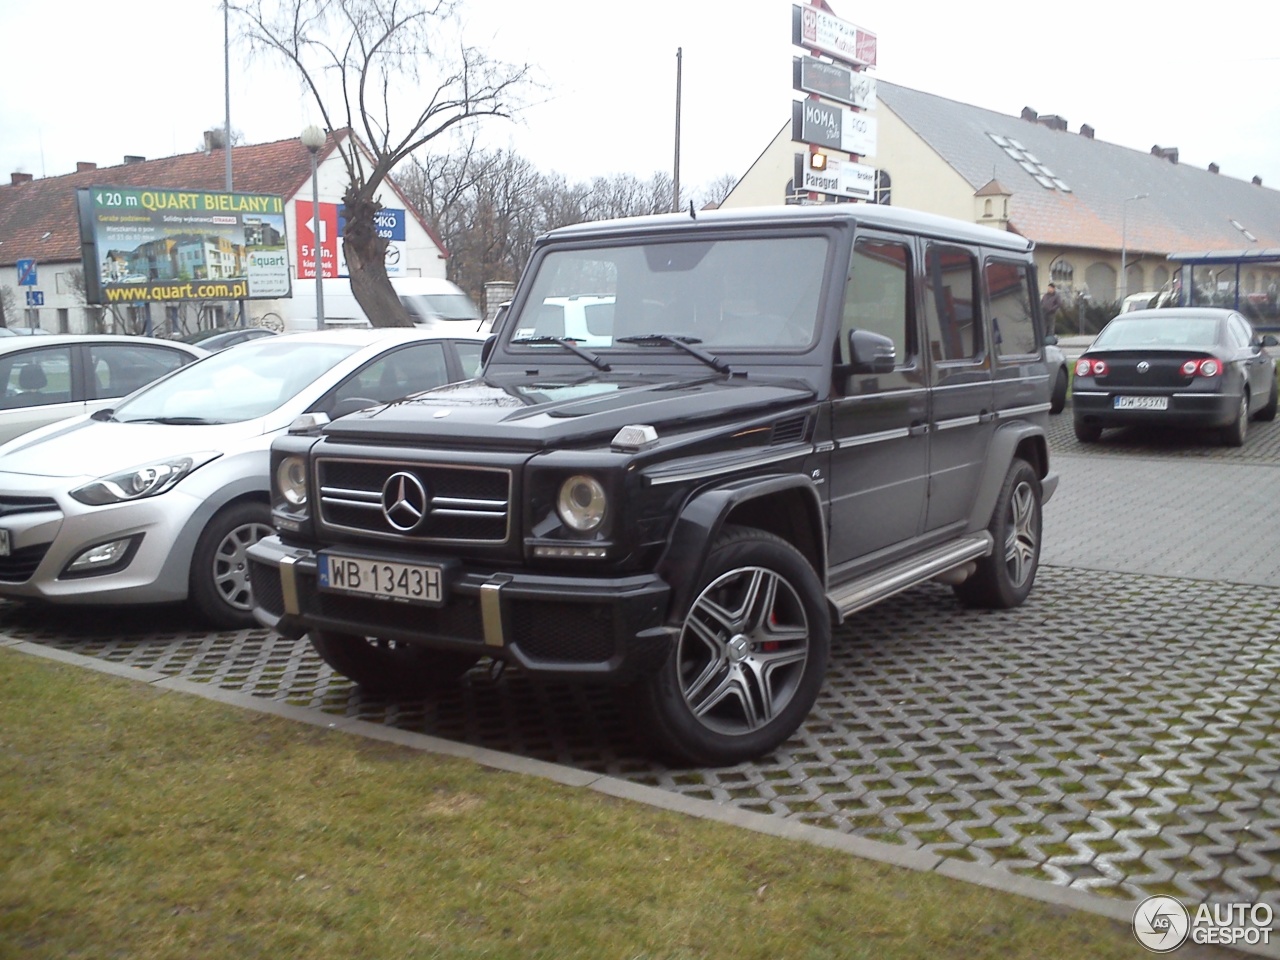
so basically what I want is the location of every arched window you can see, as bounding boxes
[875,170,891,205]
[1153,266,1170,290]
[1085,262,1117,303]
[983,198,993,218]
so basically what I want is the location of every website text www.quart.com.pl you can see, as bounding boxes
[104,280,249,303]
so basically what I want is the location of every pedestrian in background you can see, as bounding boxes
[1040,282,1063,331]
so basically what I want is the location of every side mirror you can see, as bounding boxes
[1044,333,1059,345]
[848,329,897,374]
[480,334,497,366]
[1261,334,1278,348]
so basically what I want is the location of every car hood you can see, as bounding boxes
[0,417,272,480]
[320,372,817,448]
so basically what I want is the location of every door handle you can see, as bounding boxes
[908,422,929,437]
[978,410,997,423]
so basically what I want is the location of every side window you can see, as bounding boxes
[985,259,1039,359]
[923,243,981,362]
[843,238,913,366]
[89,345,189,399]
[0,346,74,409]
[454,341,483,378]
[333,343,450,406]
[1229,315,1253,348]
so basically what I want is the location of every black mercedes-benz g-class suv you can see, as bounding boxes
[248,204,1058,766]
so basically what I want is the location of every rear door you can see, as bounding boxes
[985,256,1049,421]
[921,241,993,533]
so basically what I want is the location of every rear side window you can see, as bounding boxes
[89,344,191,399]
[844,238,913,366]
[985,259,1038,358]
[924,244,981,362]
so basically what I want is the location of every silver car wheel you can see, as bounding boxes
[1004,480,1038,588]
[677,565,810,737]
[211,520,273,611]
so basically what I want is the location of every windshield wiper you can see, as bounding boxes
[615,334,732,374]
[510,336,611,371]
[117,416,225,425]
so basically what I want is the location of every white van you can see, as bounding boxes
[279,277,487,333]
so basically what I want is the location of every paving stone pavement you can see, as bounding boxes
[4,403,1279,920]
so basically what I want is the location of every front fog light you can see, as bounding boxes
[556,475,606,532]
[65,537,137,575]
[277,456,308,507]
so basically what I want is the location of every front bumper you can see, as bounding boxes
[0,475,203,605]
[247,536,674,680]
[1072,389,1239,429]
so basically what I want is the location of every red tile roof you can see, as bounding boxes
[0,131,447,267]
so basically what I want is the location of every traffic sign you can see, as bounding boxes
[16,259,37,286]
[25,290,44,307]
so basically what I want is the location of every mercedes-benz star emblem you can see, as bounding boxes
[1137,361,1151,373]
[381,471,429,532]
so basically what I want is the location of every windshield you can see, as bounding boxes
[1094,316,1220,350]
[113,338,360,423]
[508,236,828,352]
[402,293,481,323]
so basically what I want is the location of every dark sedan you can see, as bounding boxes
[1072,308,1278,445]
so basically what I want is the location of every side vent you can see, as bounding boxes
[770,414,809,445]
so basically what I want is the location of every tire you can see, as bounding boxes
[310,631,478,697]
[1073,419,1102,443]
[1222,392,1248,447]
[635,526,830,767]
[1049,368,1068,414]
[1255,377,1277,422]
[954,458,1042,610]
[189,500,275,629]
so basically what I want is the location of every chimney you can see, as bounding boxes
[1037,114,1068,131]
[10,172,33,185]
[1150,145,1179,164]
[1208,163,1219,174]
[1079,124,1095,139]
[123,155,146,164]
[76,161,97,173]
[1253,176,1264,186]
[1020,106,1038,122]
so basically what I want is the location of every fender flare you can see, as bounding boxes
[967,421,1047,531]
[654,474,827,624]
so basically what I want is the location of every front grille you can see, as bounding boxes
[0,496,59,520]
[0,543,51,582]
[317,458,511,544]
[314,590,486,642]
[248,559,284,617]
[509,599,615,664]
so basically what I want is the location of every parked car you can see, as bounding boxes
[0,329,485,628]
[248,203,1059,766]
[1072,308,1278,445]
[1045,334,1068,414]
[0,334,206,445]
[178,326,279,352]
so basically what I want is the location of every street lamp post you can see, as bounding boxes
[1119,192,1148,307]
[300,126,327,331]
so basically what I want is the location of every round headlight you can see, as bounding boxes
[556,475,607,532]
[277,456,308,507]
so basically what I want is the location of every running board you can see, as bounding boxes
[827,533,994,621]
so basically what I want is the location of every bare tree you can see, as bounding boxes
[696,173,739,209]
[0,284,12,329]
[236,0,531,326]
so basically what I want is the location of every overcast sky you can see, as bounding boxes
[2,0,1278,199]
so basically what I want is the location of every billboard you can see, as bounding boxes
[794,153,876,201]
[791,4,877,67]
[76,187,290,305]
[295,201,407,279]
[793,56,876,110]
[791,99,877,156]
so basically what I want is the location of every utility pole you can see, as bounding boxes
[672,47,682,213]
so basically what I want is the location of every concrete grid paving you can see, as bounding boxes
[4,406,1280,917]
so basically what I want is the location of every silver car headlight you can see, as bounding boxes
[556,474,607,532]
[276,455,309,507]
[70,453,219,506]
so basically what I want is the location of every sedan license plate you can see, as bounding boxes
[1114,395,1169,411]
[318,553,444,605]
[0,528,8,557]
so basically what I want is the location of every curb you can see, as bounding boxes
[7,638,1277,959]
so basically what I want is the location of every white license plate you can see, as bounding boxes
[318,553,444,605]
[1114,395,1169,410]
[0,528,8,557]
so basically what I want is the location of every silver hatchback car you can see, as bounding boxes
[0,328,484,627]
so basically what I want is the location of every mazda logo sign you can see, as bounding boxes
[381,471,429,532]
